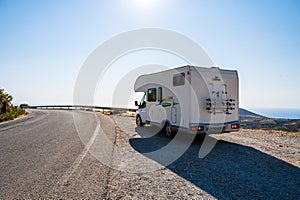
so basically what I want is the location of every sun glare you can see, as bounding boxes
[131,0,160,9]
[125,0,167,17]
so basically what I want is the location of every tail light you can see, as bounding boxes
[231,123,240,129]
[190,126,204,131]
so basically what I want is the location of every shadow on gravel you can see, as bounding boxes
[130,128,300,199]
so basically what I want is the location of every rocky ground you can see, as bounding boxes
[214,129,300,168]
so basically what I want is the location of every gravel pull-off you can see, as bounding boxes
[101,114,215,200]
[109,114,300,199]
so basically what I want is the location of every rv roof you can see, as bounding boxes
[134,65,238,92]
[142,65,237,76]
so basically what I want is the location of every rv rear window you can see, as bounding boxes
[173,72,185,86]
[147,88,157,102]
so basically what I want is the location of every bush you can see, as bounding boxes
[0,106,26,122]
[20,104,29,109]
[0,88,26,123]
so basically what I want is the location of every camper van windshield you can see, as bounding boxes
[140,93,146,104]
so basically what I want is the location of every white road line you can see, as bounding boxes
[60,123,100,185]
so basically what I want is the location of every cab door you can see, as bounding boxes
[136,93,147,123]
[146,87,167,124]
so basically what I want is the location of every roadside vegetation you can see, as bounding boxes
[0,88,26,122]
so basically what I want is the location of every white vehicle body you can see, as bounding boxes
[134,65,240,136]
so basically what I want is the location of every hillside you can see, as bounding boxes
[239,108,300,132]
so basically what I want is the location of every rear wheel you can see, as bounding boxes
[136,115,144,127]
[164,122,175,138]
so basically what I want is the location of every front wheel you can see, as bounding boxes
[136,115,144,127]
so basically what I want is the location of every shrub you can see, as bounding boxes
[0,106,26,122]
[0,88,26,123]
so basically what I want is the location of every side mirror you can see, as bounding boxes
[135,101,139,106]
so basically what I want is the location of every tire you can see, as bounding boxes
[136,115,144,127]
[164,122,175,138]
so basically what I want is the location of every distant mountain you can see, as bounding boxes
[239,108,300,132]
[239,108,266,120]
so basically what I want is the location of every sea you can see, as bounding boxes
[248,108,300,120]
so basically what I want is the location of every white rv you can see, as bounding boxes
[134,65,240,137]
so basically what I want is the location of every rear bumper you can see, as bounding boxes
[189,120,240,134]
[145,120,240,135]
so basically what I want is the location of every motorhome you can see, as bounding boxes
[134,65,240,137]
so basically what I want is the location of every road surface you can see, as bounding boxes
[0,110,299,199]
[0,110,111,198]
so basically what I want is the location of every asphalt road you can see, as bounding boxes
[0,110,110,199]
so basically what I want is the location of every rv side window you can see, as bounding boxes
[157,87,162,102]
[147,88,157,102]
[173,72,185,86]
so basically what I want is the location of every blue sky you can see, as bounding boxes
[1,0,300,109]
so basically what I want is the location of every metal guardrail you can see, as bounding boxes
[29,105,137,113]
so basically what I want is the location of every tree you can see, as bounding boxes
[0,88,13,104]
